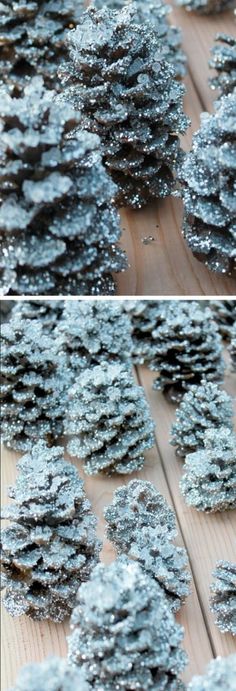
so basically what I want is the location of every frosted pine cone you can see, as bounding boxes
[12,300,64,333]
[66,362,155,475]
[1,317,69,451]
[68,557,187,689]
[188,655,236,691]
[57,300,132,372]
[210,300,236,340]
[10,656,90,691]
[0,0,83,95]
[124,300,169,364]
[209,34,236,97]
[1,441,101,622]
[210,560,236,635]
[150,302,224,402]
[0,77,127,296]
[180,427,236,512]
[176,0,234,13]
[92,0,186,78]
[67,5,189,208]
[180,93,236,277]
[171,381,233,458]
[229,323,236,371]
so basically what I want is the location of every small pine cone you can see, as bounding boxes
[188,655,236,691]
[229,322,236,371]
[68,557,187,689]
[1,441,101,622]
[9,656,90,691]
[0,77,127,296]
[104,479,177,550]
[66,362,155,475]
[210,560,236,635]
[210,300,236,340]
[66,5,189,208]
[92,0,186,78]
[171,381,233,458]
[12,300,64,333]
[209,34,236,97]
[180,427,236,512]
[0,0,83,95]
[57,300,133,372]
[176,0,233,13]
[1,317,69,451]
[150,302,224,402]
[124,300,169,364]
[179,93,236,277]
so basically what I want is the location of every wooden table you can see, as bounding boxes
[115,4,236,296]
[2,352,236,689]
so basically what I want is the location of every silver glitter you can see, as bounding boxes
[9,656,90,691]
[179,92,236,277]
[1,316,70,451]
[180,427,236,512]
[209,34,236,97]
[176,0,234,13]
[188,655,236,690]
[171,381,233,458]
[66,4,189,208]
[92,0,187,79]
[57,300,133,372]
[105,479,190,612]
[210,560,236,635]
[1,440,101,622]
[66,362,155,476]
[210,300,236,341]
[150,302,224,402]
[68,557,187,689]
[0,77,127,296]
[142,236,156,244]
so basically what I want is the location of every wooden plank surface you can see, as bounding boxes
[114,4,236,296]
[2,350,236,689]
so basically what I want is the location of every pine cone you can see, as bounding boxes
[209,34,236,97]
[66,362,155,475]
[68,557,187,689]
[10,656,90,691]
[104,479,177,550]
[180,93,236,277]
[0,77,127,296]
[12,300,64,333]
[124,300,169,364]
[1,316,69,450]
[180,427,236,512]
[210,560,236,635]
[210,300,236,340]
[66,5,189,208]
[1,441,101,621]
[176,0,234,13]
[171,381,233,458]
[0,299,14,323]
[229,323,236,371]
[0,0,83,95]
[188,655,236,691]
[57,300,133,372]
[92,0,186,78]
[150,302,224,402]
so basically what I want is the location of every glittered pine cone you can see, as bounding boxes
[176,0,234,13]
[0,0,83,95]
[9,656,90,691]
[210,560,236,635]
[12,300,64,333]
[179,93,236,277]
[66,4,189,208]
[209,34,236,98]
[1,317,70,451]
[150,301,224,402]
[180,427,236,512]
[188,655,236,691]
[229,322,236,371]
[123,300,170,365]
[1,441,101,622]
[171,381,233,458]
[66,362,155,475]
[92,0,186,78]
[0,77,127,296]
[57,300,133,372]
[210,300,236,340]
[68,557,187,689]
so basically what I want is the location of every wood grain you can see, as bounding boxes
[115,3,236,296]
[2,348,236,689]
